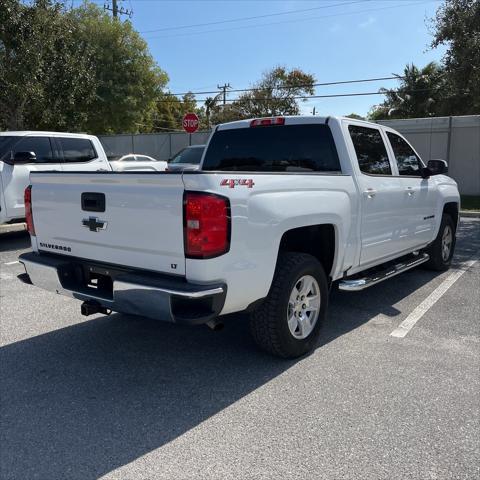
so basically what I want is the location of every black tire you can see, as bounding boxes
[424,214,456,271]
[249,252,328,358]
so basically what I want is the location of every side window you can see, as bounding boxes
[136,155,153,162]
[348,125,392,175]
[13,137,54,163]
[59,138,97,163]
[386,132,423,176]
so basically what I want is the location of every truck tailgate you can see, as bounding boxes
[30,173,186,275]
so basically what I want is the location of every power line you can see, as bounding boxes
[140,0,365,33]
[168,75,405,97]
[145,0,438,39]
[154,87,443,104]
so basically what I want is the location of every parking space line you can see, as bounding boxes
[3,261,20,266]
[390,259,478,338]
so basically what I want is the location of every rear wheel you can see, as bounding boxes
[250,252,328,358]
[424,214,456,271]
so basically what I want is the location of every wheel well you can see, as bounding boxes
[443,202,459,229]
[279,224,336,276]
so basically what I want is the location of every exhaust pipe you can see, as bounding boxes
[81,301,111,317]
[206,319,224,331]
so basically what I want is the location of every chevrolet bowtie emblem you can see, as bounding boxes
[82,216,107,232]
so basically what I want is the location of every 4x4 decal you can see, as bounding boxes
[220,179,255,189]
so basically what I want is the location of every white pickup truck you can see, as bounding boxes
[19,116,460,358]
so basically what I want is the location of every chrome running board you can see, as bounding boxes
[338,253,430,292]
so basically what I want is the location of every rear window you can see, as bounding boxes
[348,125,391,175]
[59,137,97,163]
[202,124,341,172]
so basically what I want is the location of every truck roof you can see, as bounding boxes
[0,131,94,138]
[216,115,378,131]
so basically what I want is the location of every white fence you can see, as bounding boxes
[99,115,480,195]
[98,131,211,161]
[377,115,480,196]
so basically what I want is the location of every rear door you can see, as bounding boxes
[347,124,407,266]
[385,130,437,248]
[0,135,61,220]
[31,172,187,275]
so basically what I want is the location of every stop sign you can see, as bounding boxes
[182,113,199,133]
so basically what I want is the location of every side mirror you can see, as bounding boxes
[12,151,37,164]
[420,167,432,179]
[427,159,448,175]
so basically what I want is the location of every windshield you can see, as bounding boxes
[202,124,341,172]
[0,136,15,161]
[170,146,204,164]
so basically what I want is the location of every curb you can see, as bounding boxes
[460,211,480,219]
[0,223,26,233]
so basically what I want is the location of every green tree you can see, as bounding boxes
[345,113,365,120]
[204,93,224,128]
[0,0,96,130]
[149,92,206,132]
[231,66,316,119]
[431,0,480,114]
[0,1,168,133]
[70,3,168,133]
[368,62,446,120]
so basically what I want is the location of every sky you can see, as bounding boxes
[88,0,447,117]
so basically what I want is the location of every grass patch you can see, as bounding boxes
[461,195,480,211]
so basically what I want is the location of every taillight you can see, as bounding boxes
[24,185,35,236]
[184,192,230,259]
[250,117,285,127]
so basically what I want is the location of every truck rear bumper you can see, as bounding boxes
[19,252,226,325]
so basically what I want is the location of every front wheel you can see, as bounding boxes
[250,252,328,358]
[424,214,456,271]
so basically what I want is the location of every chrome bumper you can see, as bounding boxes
[19,252,226,324]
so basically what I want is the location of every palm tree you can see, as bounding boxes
[370,62,446,120]
[204,93,223,129]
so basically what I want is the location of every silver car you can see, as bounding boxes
[109,154,167,172]
[167,145,205,172]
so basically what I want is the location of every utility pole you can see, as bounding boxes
[217,83,231,106]
[104,1,133,19]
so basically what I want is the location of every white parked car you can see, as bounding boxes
[108,154,167,172]
[0,132,165,225]
[19,116,460,358]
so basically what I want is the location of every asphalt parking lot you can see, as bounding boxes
[1,219,479,480]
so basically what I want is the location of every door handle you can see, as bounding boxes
[364,188,377,198]
[81,192,106,212]
[405,187,415,196]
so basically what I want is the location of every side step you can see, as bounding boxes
[338,253,429,292]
